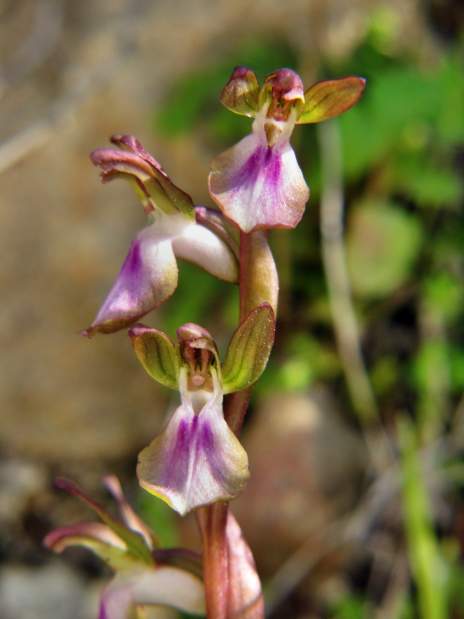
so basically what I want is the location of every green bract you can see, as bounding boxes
[54,478,154,565]
[222,304,276,394]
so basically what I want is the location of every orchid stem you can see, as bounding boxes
[198,229,274,619]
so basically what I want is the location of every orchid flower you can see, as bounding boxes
[44,476,205,618]
[130,303,275,516]
[84,134,238,336]
[208,67,366,233]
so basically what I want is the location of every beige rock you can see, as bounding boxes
[233,390,367,575]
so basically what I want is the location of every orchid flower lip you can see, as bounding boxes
[137,368,249,515]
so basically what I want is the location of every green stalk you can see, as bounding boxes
[399,419,446,619]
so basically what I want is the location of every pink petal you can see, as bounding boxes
[132,567,205,614]
[99,580,134,619]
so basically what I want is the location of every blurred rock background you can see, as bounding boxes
[1,0,463,617]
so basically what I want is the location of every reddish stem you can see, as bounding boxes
[197,502,229,618]
[197,232,264,619]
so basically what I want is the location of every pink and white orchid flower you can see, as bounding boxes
[84,135,238,336]
[130,304,275,516]
[209,67,366,233]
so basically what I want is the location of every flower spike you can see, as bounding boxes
[84,135,238,336]
[209,68,366,233]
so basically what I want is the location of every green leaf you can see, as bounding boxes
[129,325,179,390]
[222,304,275,394]
[347,200,423,297]
[339,66,439,179]
[298,76,366,124]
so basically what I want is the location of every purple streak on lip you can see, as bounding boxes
[162,419,189,488]
[200,422,228,485]
[267,149,281,187]
[230,145,282,196]
[121,239,142,278]
[162,412,225,494]
[230,146,263,191]
[201,422,214,452]
[264,146,273,165]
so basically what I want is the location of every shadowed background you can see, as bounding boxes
[1,1,464,617]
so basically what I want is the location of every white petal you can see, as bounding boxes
[99,568,205,619]
[172,222,238,283]
[132,567,205,614]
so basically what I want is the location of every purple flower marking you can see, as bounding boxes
[123,239,143,277]
[137,378,249,515]
[162,419,189,488]
[231,146,280,194]
[162,415,221,489]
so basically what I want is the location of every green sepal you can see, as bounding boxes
[222,304,275,394]
[297,76,366,124]
[220,66,260,117]
[129,324,179,390]
[151,172,195,220]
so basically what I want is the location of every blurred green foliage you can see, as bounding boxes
[137,490,178,548]
[346,200,423,297]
